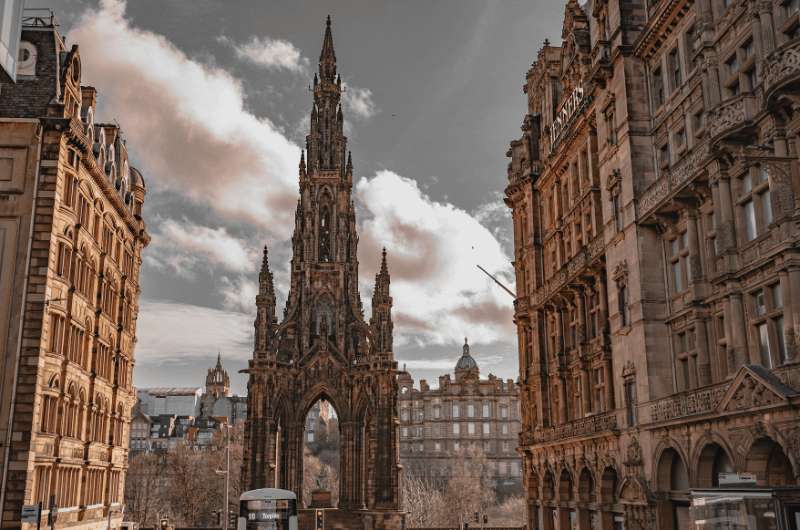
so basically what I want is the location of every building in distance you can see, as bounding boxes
[397,339,523,497]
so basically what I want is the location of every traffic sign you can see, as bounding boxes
[20,504,40,524]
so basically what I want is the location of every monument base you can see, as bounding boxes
[297,508,405,530]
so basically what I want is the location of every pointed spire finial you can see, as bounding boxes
[216,352,223,368]
[319,15,337,81]
[463,337,470,355]
[262,245,269,269]
[380,247,388,275]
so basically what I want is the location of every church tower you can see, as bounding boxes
[242,18,404,528]
[206,353,231,398]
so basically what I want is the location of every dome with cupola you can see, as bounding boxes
[455,337,479,381]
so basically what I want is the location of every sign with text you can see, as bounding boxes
[550,85,590,151]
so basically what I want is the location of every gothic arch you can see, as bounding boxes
[558,467,574,502]
[599,466,619,504]
[578,466,596,503]
[692,435,736,488]
[745,436,796,485]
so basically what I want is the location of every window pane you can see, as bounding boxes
[673,261,683,292]
[755,289,767,316]
[757,323,772,368]
[776,317,787,363]
[772,284,783,309]
[762,189,773,225]
[744,200,757,240]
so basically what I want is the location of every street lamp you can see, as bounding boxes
[215,423,231,530]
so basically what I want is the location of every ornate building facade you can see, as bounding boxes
[506,1,800,530]
[397,340,523,496]
[0,12,149,530]
[242,17,404,530]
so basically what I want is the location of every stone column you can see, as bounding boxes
[695,319,712,386]
[603,360,614,410]
[729,291,751,366]
[558,376,568,424]
[597,275,609,334]
[576,288,587,347]
[759,2,776,54]
[717,173,736,253]
[580,369,591,416]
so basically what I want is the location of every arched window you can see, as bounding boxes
[319,205,332,262]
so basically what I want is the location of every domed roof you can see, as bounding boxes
[130,166,146,189]
[455,337,478,371]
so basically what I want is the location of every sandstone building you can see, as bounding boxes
[242,18,404,530]
[0,13,149,530]
[505,1,800,530]
[397,339,523,496]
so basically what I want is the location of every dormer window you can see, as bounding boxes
[17,42,37,76]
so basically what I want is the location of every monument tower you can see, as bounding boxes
[242,17,404,530]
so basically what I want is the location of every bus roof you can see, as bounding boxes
[240,488,297,501]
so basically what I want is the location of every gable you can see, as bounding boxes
[717,365,796,414]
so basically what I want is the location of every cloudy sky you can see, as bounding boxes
[47,0,564,393]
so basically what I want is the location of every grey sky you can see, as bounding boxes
[45,0,564,394]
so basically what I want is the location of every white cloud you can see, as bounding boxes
[218,35,309,73]
[148,218,257,278]
[70,0,301,239]
[343,84,377,119]
[136,301,253,362]
[219,275,258,313]
[356,170,515,346]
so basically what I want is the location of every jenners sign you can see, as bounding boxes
[550,86,590,151]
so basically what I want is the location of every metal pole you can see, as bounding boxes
[224,424,230,530]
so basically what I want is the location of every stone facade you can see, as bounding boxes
[0,14,149,530]
[242,17,404,530]
[397,340,523,496]
[505,2,800,530]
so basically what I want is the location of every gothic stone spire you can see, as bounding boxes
[308,16,346,173]
[319,14,337,82]
[371,248,393,355]
[254,245,276,355]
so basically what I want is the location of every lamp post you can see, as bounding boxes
[215,423,231,530]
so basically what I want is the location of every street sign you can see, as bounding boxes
[20,505,40,524]
[718,472,758,485]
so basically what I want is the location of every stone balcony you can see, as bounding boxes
[647,384,728,424]
[525,410,618,445]
[763,37,800,105]
[706,93,760,143]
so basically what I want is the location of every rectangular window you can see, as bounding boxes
[624,379,637,426]
[468,422,475,435]
[452,423,460,435]
[482,402,490,417]
[452,402,459,418]
[501,423,509,435]
[482,422,490,435]
[500,405,508,419]
[453,441,460,451]
[758,322,772,368]
[618,283,629,327]
[653,65,665,108]
[467,403,475,418]
[433,405,441,419]
[669,47,682,90]
[669,232,689,294]
[612,192,623,232]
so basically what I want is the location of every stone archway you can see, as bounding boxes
[695,442,735,488]
[745,437,795,486]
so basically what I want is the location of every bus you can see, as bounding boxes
[238,488,298,530]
